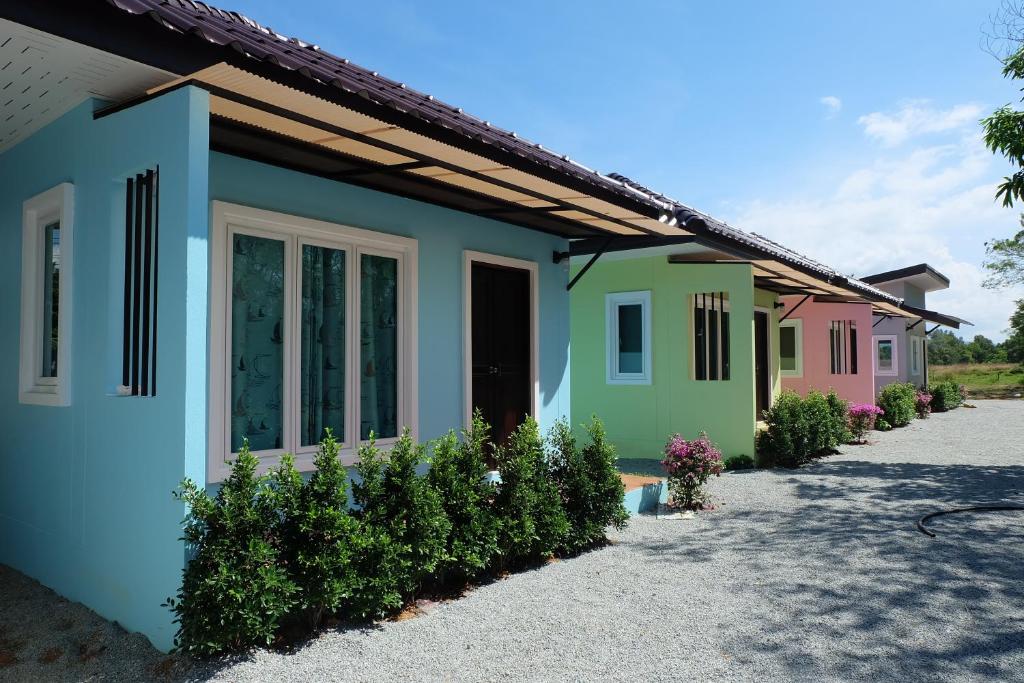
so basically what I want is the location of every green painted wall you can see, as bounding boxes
[570,256,779,460]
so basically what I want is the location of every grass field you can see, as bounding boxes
[930,363,1024,399]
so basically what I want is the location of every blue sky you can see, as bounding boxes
[229,0,1022,340]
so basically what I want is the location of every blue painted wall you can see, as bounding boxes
[0,92,571,652]
[0,87,210,652]
[209,152,571,443]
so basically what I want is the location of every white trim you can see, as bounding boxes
[873,334,898,377]
[910,335,922,375]
[208,201,418,482]
[462,250,540,429]
[19,183,74,407]
[779,318,803,378]
[605,290,652,385]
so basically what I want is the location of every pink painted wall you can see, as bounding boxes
[779,296,875,406]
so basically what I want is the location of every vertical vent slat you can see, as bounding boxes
[140,169,154,397]
[122,177,134,388]
[151,168,159,396]
[122,167,159,397]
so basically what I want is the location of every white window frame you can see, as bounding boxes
[910,336,922,375]
[462,250,539,429]
[873,334,898,377]
[209,201,418,481]
[19,183,74,406]
[779,318,803,378]
[605,290,652,385]
[692,293,731,382]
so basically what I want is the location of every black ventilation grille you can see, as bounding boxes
[122,167,159,396]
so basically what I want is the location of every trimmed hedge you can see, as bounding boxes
[929,380,964,412]
[166,414,627,655]
[757,390,848,468]
[877,382,916,427]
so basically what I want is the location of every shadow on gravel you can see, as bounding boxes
[630,459,1024,681]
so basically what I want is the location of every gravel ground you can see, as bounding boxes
[3,400,1023,682]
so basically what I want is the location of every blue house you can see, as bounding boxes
[0,0,704,650]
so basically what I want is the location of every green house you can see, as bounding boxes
[566,188,909,463]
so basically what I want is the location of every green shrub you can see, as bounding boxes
[272,431,361,628]
[929,380,964,412]
[757,390,844,468]
[724,454,755,470]
[803,390,838,455]
[757,391,808,468]
[493,417,569,566]
[427,413,499,583]
[875,417,892,431]
[548,417,628,554]
[826,390,853,445]
[877,382,916,427]
[352,430,451,602]
[164,442,298,656]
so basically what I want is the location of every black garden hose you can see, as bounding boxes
[916,506,1024,537]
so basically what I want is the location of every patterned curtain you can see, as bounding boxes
[301,245,346,446]
[230,234,285,452]
[360,254,398,439]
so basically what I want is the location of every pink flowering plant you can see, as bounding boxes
[661,432,723,510]
[915,391,933,419]
[848,404,884,443]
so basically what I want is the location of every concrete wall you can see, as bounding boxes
[570,257,778,460]
[780,297,875,405]
[0,88,210,652]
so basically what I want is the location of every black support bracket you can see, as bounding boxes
[566,236,615,291]
[779,294,811,322]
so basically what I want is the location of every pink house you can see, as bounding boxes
[778,295,875,406]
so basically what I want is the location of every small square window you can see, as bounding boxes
[874,335,898,376]
[780,319,803,377]
[606,291,651,384]
[20,184,74,406]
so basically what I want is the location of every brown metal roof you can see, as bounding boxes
[104,0,676,216]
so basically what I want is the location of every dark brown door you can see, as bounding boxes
[754,310,770,420]
[471,262,531,446]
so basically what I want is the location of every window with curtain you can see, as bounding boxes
[360,254,398,439]
[301,244,346,446]
[215,205,413,473]
[230,234,286,453]
[694,292,730,381]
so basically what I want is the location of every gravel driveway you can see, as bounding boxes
[3,400,1023,682]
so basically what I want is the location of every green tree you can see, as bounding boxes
[1007,299,1024,363]
[926,330,972,365]
[965,334,998,363]
[982,22,1024,287]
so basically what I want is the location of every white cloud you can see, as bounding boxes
[820,95,842,118]
[727,124,1023,342]
[857,100,983,147]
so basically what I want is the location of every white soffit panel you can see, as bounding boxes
[0,18,175,153]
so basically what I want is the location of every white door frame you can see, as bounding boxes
[462,250,539,430]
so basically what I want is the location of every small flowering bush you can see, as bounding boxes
[848,403,884,443]
[915,391,932,419]
[661,432,723,510]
